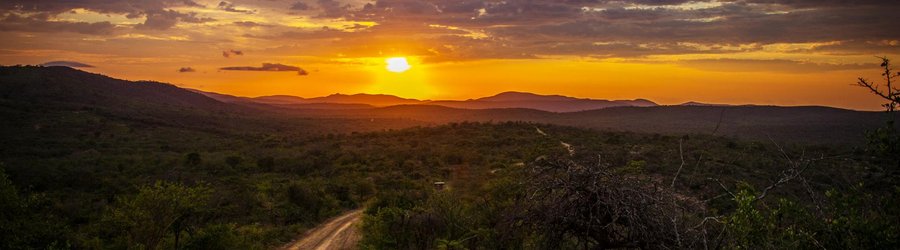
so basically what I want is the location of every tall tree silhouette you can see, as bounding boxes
[856,56,900,165]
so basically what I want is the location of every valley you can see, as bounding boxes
[1,66,898,249]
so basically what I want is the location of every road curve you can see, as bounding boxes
[281,209,363,250]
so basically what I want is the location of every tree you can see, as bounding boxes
[108,181,211,249]
[856,56,900,112]
[856,57,900,165]
[516,158,705,249]
[184,152,202,166]
[0,168,68,249]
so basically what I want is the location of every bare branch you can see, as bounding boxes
[756,137,813,201]
[670,139,685,188]
[856,78,894,102]
[857,56,899,112]
[709,178,735,199]
[711,108,726,135]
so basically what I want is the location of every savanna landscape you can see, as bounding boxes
[1,0,899,249]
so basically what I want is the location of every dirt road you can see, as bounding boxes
[281,209,364,250]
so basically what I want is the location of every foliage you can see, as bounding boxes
[2,64,898,248]
[104,181,211,249]
[857,57,900,166]
[181,224,261,250]
[517,158,699,249]
[0,167,69,249]
[721,183,899,249]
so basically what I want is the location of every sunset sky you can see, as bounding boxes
[1,0,899,110]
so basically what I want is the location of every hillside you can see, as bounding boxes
[427,91,657,112]
[0,66,234,112]
[281,104,895,144]
[1,65,897,250]
[3,66,895,144]
[0,66,425,147]
[195,89,656,112]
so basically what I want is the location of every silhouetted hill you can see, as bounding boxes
[282,104,896,144]
[1,66,235,113]
[188,88,256,104]
[2,66,894,144]
[252,95,308,105]
[281,103,375,109]
[195,90,656,112]
[478,91,575,102]
[247,93,422,107]
[305,93,423,106]
[679,101,732,107]
[427,91,657,112]
[0,66,424,137]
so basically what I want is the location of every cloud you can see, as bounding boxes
[0,0,213,31]
[257,0,900,61]
[0,14,115,35]
[179,12,217,23]
[136,9,181,30]
[2,0,900,63]
[679,59,877,73]
[290,1,311,11]
[220,63,309,75]
[0,0,204,16]
[222,50,244,58]
[316,0,353,18]
[41,61,95,68]
[135,9,215,30]
[218,1,256,14]
[178,67,196,72]
[233,21,272,28]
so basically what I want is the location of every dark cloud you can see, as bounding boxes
[136,9,180,30]
[0,14,115,35]
[3,0,899,62]
[261,0,899,61]
[233,21,271,27]
[0,0,203,16]
[220,63,309,75]
[0,0,212,31]
[135,9,215,29]
[218,1,256,14]
[290,1,311,11]
[222,50,244,58]
[316,0,353,18]
[41,61,95,68]
[178,67,196,72]
[179,12,216,23]
[721,0,900,7]
[679,59,877,73]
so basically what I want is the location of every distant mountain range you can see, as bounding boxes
[427,92,656,112]
[679,101,733,107]
[192,89,657,112]
[3,65,896,144]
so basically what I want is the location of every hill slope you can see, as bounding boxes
[283,104,895,144]
[426,91,657,112]
[2,66,894,144]
[1,66,233,112]
[195,90,657,112]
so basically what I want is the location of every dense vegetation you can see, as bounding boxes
[357,59,900,249]
[356,125,899,249]
[4,118,897,249]
[1,65,898,249]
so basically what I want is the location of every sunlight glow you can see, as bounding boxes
[386,57,411,73]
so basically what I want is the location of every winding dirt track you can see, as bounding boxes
[281,209,363,250]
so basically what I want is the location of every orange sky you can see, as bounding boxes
[1,0,899,110]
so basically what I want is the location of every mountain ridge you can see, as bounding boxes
[4,65,894,144]
[195,89,659,112]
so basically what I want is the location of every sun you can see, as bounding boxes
[385,57,411,73]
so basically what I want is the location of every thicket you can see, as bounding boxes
[359,59,900,249]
